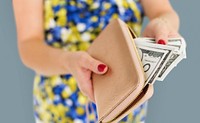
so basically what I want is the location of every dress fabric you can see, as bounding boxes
[33,0,148,123]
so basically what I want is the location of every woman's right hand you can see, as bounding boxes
[13,0,108,101]
[63,51,108,103]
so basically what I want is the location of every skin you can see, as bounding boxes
[141,0,180,42]
[13,0,180,102]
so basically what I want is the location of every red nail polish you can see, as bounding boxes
[98,64,106,72]
[158,39,166,45]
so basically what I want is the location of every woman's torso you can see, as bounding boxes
[34,0,146,123]
[44,0,143,50]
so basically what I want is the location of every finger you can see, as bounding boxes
[155,32,168,45]
[82,68,95,102]
[142,32,152,38]
[81,53,108,75]
[168,32,181,38]
[142,28,153,38]
[78,82,95,103]
[85,79,95,103]
[141,30,147,37]
[75,71,95,102]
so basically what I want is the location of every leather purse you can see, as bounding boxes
[87,18,154,123]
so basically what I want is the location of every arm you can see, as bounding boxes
[13,0,108,101]
[141,0,180,43]
[13,0,71,76]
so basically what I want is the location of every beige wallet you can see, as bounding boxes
[87,18,154,123]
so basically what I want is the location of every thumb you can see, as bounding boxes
[83,54,108,75]
[155,32,168,45]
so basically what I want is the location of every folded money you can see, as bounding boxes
[134,37,186,84]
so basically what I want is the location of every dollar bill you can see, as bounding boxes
[136,45,168,84]
[136,37,186,55]
[157,53,180,81]
[158,38,187,80]
[135,37,186,81]
[135,40,176,81]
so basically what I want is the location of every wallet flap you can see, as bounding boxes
[104,84,154,123]
[87,18,146,121]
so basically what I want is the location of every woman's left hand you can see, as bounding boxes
[142,17,181,45]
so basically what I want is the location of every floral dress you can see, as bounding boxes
[33,0,148,123]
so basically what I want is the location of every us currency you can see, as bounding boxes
[166,38,187,65]
[135,37,186,82]
[158,38,186,81]
[136,45,168,85]
[135,39,179,81]
[136,37,186,59]
[137,38,186,81]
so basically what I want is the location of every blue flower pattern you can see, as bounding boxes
[33,0,148,122]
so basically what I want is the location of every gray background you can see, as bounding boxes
[0,0,199,123]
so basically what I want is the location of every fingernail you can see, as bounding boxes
[98,64,106,72]
[158,39,166,45]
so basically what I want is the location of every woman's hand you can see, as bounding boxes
[141,0,180,44]
[64,51,108,103]
[142,17,181,44]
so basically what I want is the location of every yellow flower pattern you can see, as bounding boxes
[33,0,148,123]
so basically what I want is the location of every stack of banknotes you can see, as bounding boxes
[134,37,187,85]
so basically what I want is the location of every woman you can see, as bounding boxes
[13,0,180,122]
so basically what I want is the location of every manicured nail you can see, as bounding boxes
[158,39,166,45]
[98,64,106,72]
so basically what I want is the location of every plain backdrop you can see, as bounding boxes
[0,0,200,123]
